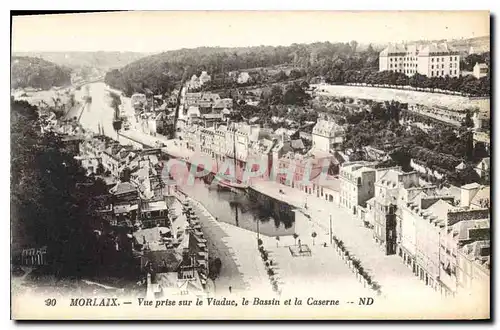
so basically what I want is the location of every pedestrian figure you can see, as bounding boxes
[270,260,273,266]
[229,286,232,294]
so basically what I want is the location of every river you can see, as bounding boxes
[81,81,297,238]
[179,178,296,237]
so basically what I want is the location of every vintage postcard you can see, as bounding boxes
[10,10,490,320]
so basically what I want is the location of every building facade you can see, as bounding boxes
[311,119,345,153]
[472,63,489,79]
[379,43,460,78]
[339,162,377,215]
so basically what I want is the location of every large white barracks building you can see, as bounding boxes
[379,42,460,78]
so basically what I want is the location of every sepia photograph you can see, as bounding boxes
[10,10,491,320]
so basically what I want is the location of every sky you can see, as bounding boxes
[12,11,490,53]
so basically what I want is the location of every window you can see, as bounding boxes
[431,58,434,62]
[450,63,453,68]
[454,70,457,75]
[431,71,434,76]
[431,65,434,69]
[442,64,444,69]
[442,70,444,75]
[450,57,452,61]
[455,56,457,61]
[390,58,392,62]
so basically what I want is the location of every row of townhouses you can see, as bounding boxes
[336,164,490,297]
[181,119,345,185]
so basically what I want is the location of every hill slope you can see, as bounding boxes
[11,56,72,90]
[12,51,153,70]
[103,42,380,96]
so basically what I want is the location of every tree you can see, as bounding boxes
[311,232,317,246]
[473,142,489,161]
[209,257,222,280]
[293,233,299,246]
[11,56,71,90]
[96,162,105,175]
[349,40,358,54]
[283,82,311,106]
[11,99,109,278]
[269,85,284,105]
[120,167,132,183]
[462,111,474,128]
[448,165,480,186]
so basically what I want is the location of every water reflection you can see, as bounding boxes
[179,178,295,237]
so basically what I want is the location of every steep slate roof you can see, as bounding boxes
[379,43,408,56]
[470,185,490,208]
[111,182,137,195]
[475,157,490,169]
[312,119,344,137]
[418,43,459,56]
[426,199,456,224]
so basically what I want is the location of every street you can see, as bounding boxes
[251,180,446,303]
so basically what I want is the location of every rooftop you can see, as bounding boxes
[110,181,138,195]
[379,43,408,56]
[418,42,458,56]
[462,182,481,190]
[451,219,490,241]
[476,157,490,168]
[425,199,456,223]
[460,240,490,271]
[312,119,344,137]
[142,200,169,212]
[470,185,490,208]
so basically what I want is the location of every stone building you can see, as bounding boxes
[339,162,377,215]
[311,119,345,153]
[379,42,460,78]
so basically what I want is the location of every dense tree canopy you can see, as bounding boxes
[460,52,490,72]
[11,56,72,90]
[104,41,379,96]
[341,70,489,96]
[11,99,108,277]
